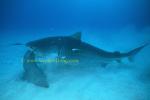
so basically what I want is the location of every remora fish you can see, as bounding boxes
[22,32,148,88]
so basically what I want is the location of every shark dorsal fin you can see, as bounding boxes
[70,32,82,40]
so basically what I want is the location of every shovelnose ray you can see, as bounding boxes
[22,32,148,88]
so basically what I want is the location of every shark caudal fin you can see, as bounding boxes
[127,43,149,62]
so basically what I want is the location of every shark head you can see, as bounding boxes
[26,37,59,51]
[25,32,82,53]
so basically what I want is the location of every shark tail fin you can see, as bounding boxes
[127,43,149,62]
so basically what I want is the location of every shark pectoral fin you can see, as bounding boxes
[116,59,122,63]
[26,66,49,88]
[128,56,134,62]
[23,50,49,88]
[70,32,82,40]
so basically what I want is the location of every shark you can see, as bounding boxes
[21,32,148,88]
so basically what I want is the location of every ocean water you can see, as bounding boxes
[1,0,150,100]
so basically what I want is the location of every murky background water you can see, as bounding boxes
[1,0,150,100]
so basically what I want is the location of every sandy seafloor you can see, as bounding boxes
[0,28,150,100]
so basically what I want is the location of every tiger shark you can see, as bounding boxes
[21,32,148,88]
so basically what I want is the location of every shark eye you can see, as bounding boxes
[28,47,33,51]
[72,48,80,51]
[28,47,36,51]
[61,56,66,59]
[72,48,80,54]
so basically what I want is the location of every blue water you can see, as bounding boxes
[1,0,150,100]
